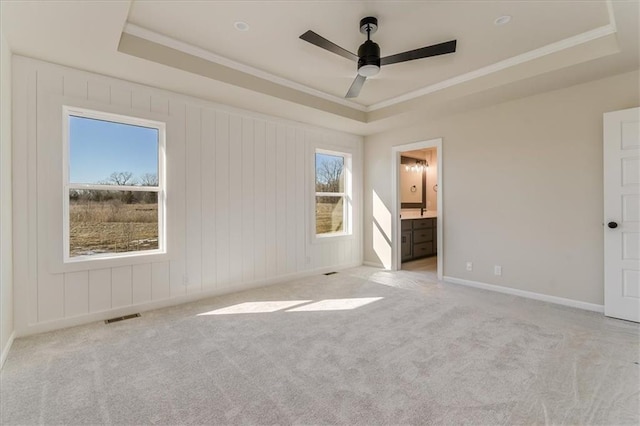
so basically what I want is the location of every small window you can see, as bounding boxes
[63,107,165,261]
[315,149,351,237]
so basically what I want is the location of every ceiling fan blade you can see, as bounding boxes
[345,74,366,98]
[300,30,358,62]
[380,40,457,66]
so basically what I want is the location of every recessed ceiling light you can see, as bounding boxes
[494,15,511,26]
[234,21,249,31]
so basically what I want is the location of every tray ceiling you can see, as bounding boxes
[1,1,637,135]
[126,0,610,107]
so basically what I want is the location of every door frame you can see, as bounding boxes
[391,138,443,278]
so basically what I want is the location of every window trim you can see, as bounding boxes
[62,106,167,263]
[314,148,352,240]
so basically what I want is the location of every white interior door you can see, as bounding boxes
[604,107,640,322]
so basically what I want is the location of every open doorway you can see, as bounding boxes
[391,139,443,280]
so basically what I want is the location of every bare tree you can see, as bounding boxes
[71,171,159,204]
[104,171,136,203]
[316,158,344,193]
[139,173,158,203]
[139,173,158,187]
[107,171,135,186]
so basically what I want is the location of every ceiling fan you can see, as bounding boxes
[300,17,457,98]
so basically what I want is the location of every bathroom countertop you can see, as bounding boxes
[401,211,437,220]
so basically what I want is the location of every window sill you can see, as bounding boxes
[312,232,354,244]
[51,250,170,274]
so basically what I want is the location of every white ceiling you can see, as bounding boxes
[126,0,609,106]
[1,1,638,135]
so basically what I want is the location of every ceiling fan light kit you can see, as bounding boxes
[300,16,457,99]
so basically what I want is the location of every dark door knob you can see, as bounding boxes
[608,221,618,229]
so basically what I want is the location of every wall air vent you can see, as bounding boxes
[105,313,141,324]
[324,272,338,275]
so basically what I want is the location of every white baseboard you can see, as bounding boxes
[1,331,15,369]
[363,261,384,268]
[16,261,363,338]
[443,276,604,313]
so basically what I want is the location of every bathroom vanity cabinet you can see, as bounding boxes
[401,217,437,261]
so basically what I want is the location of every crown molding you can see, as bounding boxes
[368,23,617,111]
[122,23,368,112]
[370,0,618,110]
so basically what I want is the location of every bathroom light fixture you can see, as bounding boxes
[404,159,429,173]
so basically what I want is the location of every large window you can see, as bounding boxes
[315,149,351,237]
[63,107,165,261]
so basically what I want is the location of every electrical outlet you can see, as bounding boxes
[494,265,502,276]
[466,262,473,271]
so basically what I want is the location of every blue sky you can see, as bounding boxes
[69,116,158,184]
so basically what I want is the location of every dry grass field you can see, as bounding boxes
[69,200,158,256]
[316,199,344,234]
[70,199,342,255]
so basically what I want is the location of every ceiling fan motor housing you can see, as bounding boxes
[357,40,381,76]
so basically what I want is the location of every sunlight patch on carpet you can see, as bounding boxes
[286,297,383,312]
[197,300,312,315]
[197,297,384,315]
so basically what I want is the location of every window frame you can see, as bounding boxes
[314,148,352,240]
[62,106,167,263]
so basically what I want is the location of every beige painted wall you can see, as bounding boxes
[0,28,14,363]
[364,70,639,305]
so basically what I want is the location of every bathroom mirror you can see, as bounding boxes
[400,156,426,208]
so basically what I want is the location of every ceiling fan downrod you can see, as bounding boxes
[357,17,381,77]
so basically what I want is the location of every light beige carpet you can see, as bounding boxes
[1,266,639,425]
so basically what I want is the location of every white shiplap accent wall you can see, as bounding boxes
[12,56,363,337]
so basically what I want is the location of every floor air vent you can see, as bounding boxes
[324,272,338,276]
[105,313,141,324]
